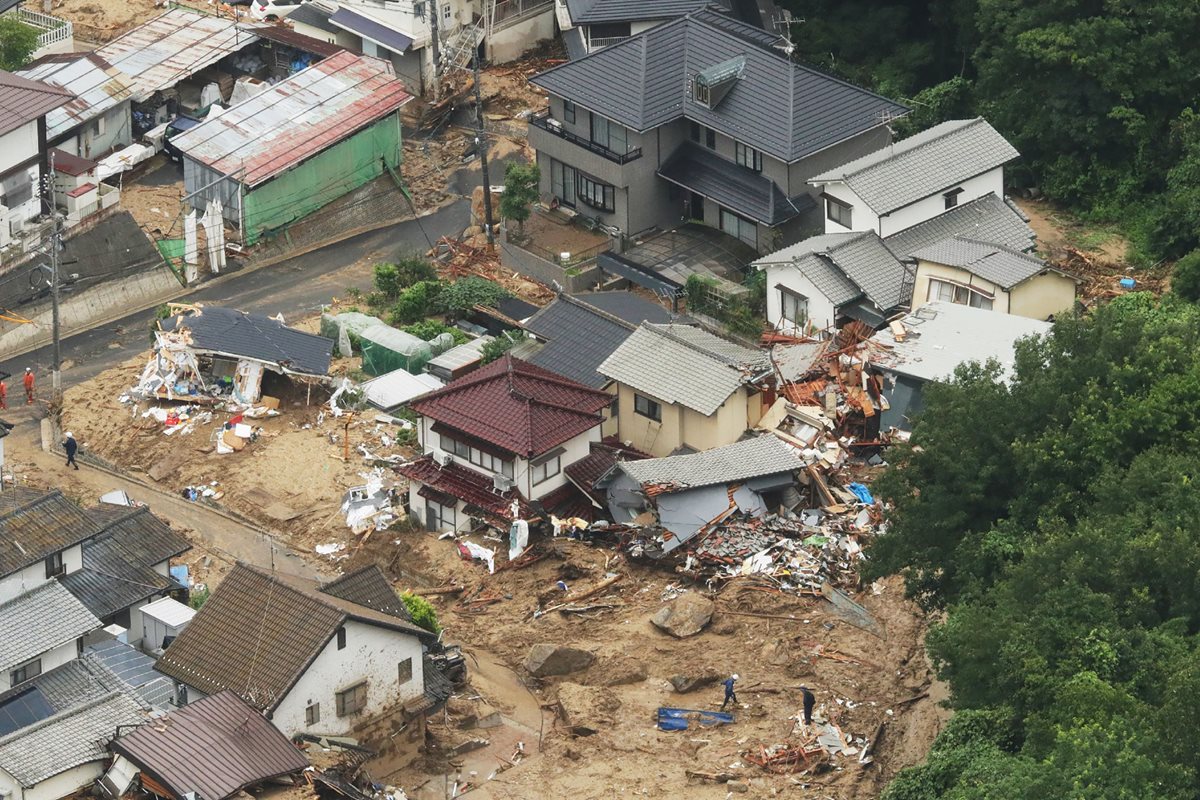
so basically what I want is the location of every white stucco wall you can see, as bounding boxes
[878,169,1004,238]
[271,619,425,737]
[0,760,108,800]
[0,543,84,605]
[764,262,839,332]
[814,183,873,235]
[0,122,38,176]
[0,639,78,692]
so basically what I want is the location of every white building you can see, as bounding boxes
[399,354,613,532]
[154,563,437,738]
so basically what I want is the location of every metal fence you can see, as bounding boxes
[18,8,73,48]
[493,0,553,29]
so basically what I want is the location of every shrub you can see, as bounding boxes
[480,330,527,364]
[1171,249,1200,302]
[402,319,470,344]
[401,591,441,634]
[389,281,442,325]
[438,277,510,317]
[373,263,402,299]
[188,586,210,610]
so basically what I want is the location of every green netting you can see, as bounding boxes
[242,116,402,246]
[157,238,186,260]
[359,323,433,376]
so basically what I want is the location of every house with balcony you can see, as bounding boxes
[527,10,906,252]
[597,322,773,456]
[398,354,613,531]
[756,118,1041,331]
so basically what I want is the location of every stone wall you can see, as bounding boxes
[499,239,600,292]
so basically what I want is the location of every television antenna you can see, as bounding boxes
[772,10,801,55]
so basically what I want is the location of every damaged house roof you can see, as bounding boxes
[619,434,801,490]
[753,231,909,314]
[409,355,612,458]
[599,323,771,415]
[530,10,906,163]
[154,564,432,711]
[398,455,533,524]
[160,306,333,377]
[809,118,1020,215]
[523,292,678,388]
[112,691,309,800]
[869,301,1051,384]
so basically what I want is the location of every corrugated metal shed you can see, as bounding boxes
[95,8,260,101]
[171,51,412,187]
[112,691,309,800]
[17,54,134,140]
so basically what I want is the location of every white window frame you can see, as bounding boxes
[532,454,562,486]
[928,278,994,310]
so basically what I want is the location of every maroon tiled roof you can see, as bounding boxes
[564,437,650,503]
[399,455,533,522]
[536,481,596,521]
[410,355,611,458]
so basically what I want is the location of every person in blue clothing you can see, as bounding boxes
[720,673,739,710]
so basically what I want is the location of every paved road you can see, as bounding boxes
[0,196,470,388]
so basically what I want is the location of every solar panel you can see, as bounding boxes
[0,686,55,736]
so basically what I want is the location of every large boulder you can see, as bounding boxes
[669,671,722,693]
[556,682,621,736]
[650,593,715,638]
[524,643,596,677]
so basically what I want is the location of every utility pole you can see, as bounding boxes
[428,0,441,101]
[472,48,495,248]
[47,150,63,409]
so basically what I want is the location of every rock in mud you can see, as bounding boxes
[524,643,596,677]
[651,594,714,638]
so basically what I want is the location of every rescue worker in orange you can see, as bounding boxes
[23,368,34,404]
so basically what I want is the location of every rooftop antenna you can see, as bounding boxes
[772,9,799,56]
[875,109,901,147]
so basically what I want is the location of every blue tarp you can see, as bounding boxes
[848,483,874,504]
[657,707,735,731]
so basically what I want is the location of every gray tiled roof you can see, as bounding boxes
[571,291,677,325]
[598,323,769,415]
[658,142,815,225]
[755,230,907,311]
[523,293,672,388]
[287,0,339,33]
[883,193,1036,258]
[810,118,1019,214]
[566,0,716,24]
[620,434,800,489]
[0,581,100,673]
[0,657,124,717]
[0,691,147,787]
[911,237,1056,290]
[530,10,906,162]
[160,306,333,376]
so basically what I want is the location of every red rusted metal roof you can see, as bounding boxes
[410,355,613,458]
[171,50,413,187]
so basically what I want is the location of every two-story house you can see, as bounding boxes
[399,354,613,531]
[757,118,1045,331]
[597,322,772,456]
[527,10,906,252]
[0,70,73,257]
[154,563,439,745]
[17,53,135,160]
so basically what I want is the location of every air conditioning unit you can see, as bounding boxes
[0,205,10,249]
[437,453,454,467]
[493,474,515,492]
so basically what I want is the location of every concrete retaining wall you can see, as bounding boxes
[499,239,599,292]
[487,8,556,63]
[0,265,181,356]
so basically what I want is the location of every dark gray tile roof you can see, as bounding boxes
[598,323,769,415]
[524,293,674,387]
[0,691,146,788]
[810,118,1019,215]
[0,657,124,722]
[321,565,414,622]
[620,434,800,489]
[88,505,192,566]
[883,193,1036,258]
[563,26,587,60]
[755,230,907,311]
[566,0,715,24]
[84,640,175,709]
[911,237,1057,290]
[112,691,309,800]
[422,655,455,708]
[0,581,100,674]
[658,142,815,225]
[0,487,101,579]
[160,306,333,376]
[530,10,906,162]
[287,1,339,33]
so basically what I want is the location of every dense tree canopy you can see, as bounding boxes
[868,295,1200,796]
[781,0,1200,260]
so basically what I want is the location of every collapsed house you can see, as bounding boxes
[136,305,333,405]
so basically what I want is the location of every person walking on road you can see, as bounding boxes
[64,431,79,470]
[22,368,34,404]
[0,377,7,409]
[721,674,739,711]
[800,686,816,726]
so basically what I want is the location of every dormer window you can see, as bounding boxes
[694,55,745,110]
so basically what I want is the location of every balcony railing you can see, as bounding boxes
[587,35,628,50]
[17,8,73,48]
[530,109,642,165]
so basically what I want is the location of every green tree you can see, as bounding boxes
[0,18,38,72]
[401,591,441,634]
[388,280,442,325]
[437,276,510,317]
[480,330,527,364]
[499,162,540,236]
[1170,249,1200,302]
